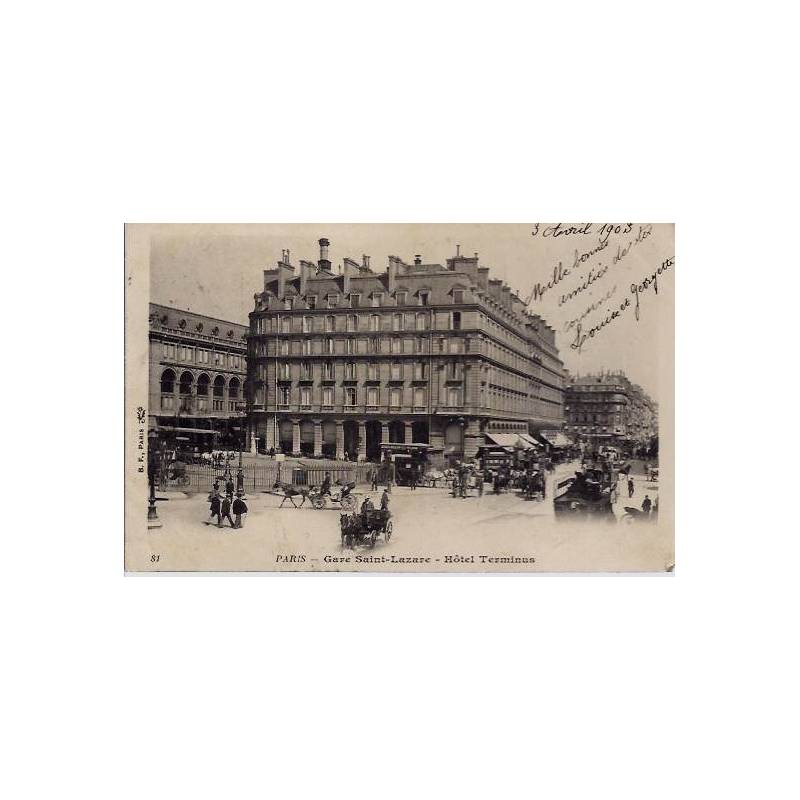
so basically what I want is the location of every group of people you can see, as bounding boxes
[359,488,391,515]
[207,473,248,529]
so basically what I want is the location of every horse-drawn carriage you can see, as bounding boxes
[553,468,617,520]
[340,508,393,548]
[310,481,357,512]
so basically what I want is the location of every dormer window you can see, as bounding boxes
[328,293,339,308]
[419,291,430,306]
[396,291,407,306]
[307,295,317,309]
[453,289,464,304]
[284,298,293,310]
[350,293,361,308]
[372,292,383,307]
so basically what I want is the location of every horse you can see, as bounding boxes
[272,481,311,508]
[618,462,632,477]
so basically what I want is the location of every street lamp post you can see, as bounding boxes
[147,428,162,530]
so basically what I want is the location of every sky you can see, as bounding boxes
[149,223,674,402]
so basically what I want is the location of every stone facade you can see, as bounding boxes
[246,239,565,464]
[564,371,657,449]
[148,303,248,449]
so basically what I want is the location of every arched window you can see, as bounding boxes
[179,371,193,395]
[229,377,240,399]
[196,374,210,396]
[213,376,225,397]
[160,369,176,393]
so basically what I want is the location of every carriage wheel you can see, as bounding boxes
[385,520,393,541]
[341,495,356,513]
[311,495,325,510]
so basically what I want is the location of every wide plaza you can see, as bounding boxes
[128,460,670,573]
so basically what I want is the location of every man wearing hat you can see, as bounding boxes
[209,492,221,526]
[220,494,235,528]
[232,492,248,529]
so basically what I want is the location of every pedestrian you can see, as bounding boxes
[410,467,417,491]
[477,470,484,496]
[627,477,634,498]
[236,468,244,493]
[225,477,234,497]
[380,488,390,511]
[642,495,652,516]
[212,478,220,494]
[386,461,394,493]
[221,494,236,528]
[232,492,248,529]
[371,466,379,492]
[209,492,221,525]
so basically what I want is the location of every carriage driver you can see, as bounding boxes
[320,471,332,497]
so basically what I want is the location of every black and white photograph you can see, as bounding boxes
[125,223,674,572]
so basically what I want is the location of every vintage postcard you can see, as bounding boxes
[125,223,674,573]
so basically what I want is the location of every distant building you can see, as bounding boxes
[148,303,248,451]
[246,238,565,464]
[564,371,657,450]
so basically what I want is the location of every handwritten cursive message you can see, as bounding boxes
[569,256,674,352]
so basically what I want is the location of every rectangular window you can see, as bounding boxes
[369,336,380,353]
[390,387,401,408]
[372,293,383,307]
[302,316,312,333]
[453,289,464,304]
[369,315,380,332]
[322,386,334,407]
[396,291,407,306]
[345,387,357,406]
[350,294,361,308]
[278,386,290,405]
[447,362,458,380]
[325,338,334,354]
[279,362,291,380]
[419,292,430,306]
[392,313,403,331]
[367,362,379,381]
[213,351,221,365]
[325,315,335,332]
[413,362,427,380]
[322,361,334,380]
[281,318,290,333]
[345,362,356,380]
[346,338,357,354]
[301,361,312,379]
[447,386,461,406]
[415,337,425,353]
[307,296,317,309]
[391,362,402,381]
[299,386,311,408]
[302,339,312,355]
[366,387,378,407]
[328,294,339,307]
[280,340,289,355]
[413,387,426,407]
[452,311,461,330]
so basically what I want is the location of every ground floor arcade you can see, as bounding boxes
[247,414,520,465]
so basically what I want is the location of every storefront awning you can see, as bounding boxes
[155,425,219,435]
[538,430,572,448]
[518,434,542,449]
[486,433,522,449]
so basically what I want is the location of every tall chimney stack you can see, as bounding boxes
[318,237,331,271]
[414,254,422,266]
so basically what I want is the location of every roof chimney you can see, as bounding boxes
[362,254,370,270]
[318,237,331,271]
[456,244,461,257]
[414,255,422,266]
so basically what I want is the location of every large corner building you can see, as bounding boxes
[246,238,565,464]
[148,303,249,450]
